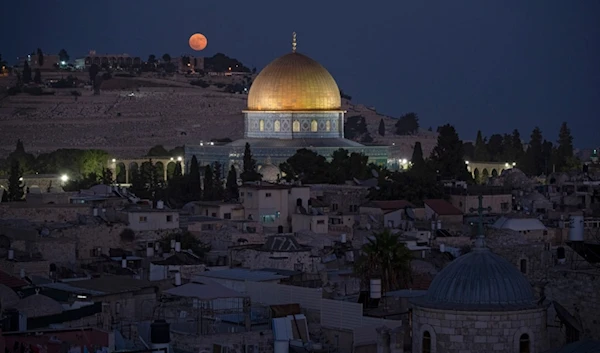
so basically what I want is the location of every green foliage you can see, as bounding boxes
[148,54,156,64]
[7,160,24,201]
[58,49,69,63]
[63,169,113,191]
[187,156,202,200]
[354,229,413,292]
[37,48,44,67]
[160,232,211,257]
[120,228,135,242]
[147,145,170,157]
[394,113,419,135]
[280,149,331,184]
[555,122,576,172]
[368,167,445,205]
[33,69,42,84]
[22,61,32,83]
[378,119,385,137]
[340,90,352,100]
[430,124,471,181]
[240,143,262,182]
[226,165,239,200]
[204,53,250,73]
[34,149,109,178]
[344,115,369,140]
[162,54,171,63]
[328,149,371,184]
[474,130,489,161]
[411,142,425,173]
[520,127,544,176]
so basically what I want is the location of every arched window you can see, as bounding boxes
[325,120,331,132]
[259,120,265,131]
[519,333,530,353]
[520,259,527,274]
[293,120,300,132]
[274,120,281,132]
[422,331,431,353]
[311,120,318,132]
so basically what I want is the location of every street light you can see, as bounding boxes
[177,157,182,162]
[465,161,470,165]
[111,158,116,163]
[60,174,69,182]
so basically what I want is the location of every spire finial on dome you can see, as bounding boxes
[292,32,297,53]
[469,194,492,249]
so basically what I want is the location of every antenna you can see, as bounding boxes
[292,32,297,53]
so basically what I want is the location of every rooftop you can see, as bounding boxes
[193,268,289,282]
[0,270,28,289]
[424,199,463,216]
[362,200,414,210]
[64,276,158,295]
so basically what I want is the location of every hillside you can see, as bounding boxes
[0,75,437,159]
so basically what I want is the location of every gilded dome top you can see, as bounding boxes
[247,52,341,111]
[412,247,536,311]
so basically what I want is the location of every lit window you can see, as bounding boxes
[259,120,265,131]
[325,121,331,132]
[293,120,300,132]
[274,120,281,132]
[311,120,318,132]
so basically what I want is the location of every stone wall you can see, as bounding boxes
[0,204,89,222]
[171,330,274,353]
[411,306,549,353]
[0,259,51,277]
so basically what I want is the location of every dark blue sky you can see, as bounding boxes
[3,0,599,147]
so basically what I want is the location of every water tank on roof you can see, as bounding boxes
[156,200,164,209]
[369,278,382,299]
[150,319,171,345]
[568,216,584,242]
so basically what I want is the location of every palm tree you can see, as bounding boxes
[354,229,413,293]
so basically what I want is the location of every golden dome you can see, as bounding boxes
[247,52,341,111]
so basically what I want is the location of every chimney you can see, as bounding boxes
[121,255,127,269]
[147,243,155,257]
[175,241,181,252]
[8,249,14,260]
[175,271,182,286]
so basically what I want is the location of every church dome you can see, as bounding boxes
[413,247,536,311]
[0,284,20,308]
[247,52,341,111]
[15,293,63,317]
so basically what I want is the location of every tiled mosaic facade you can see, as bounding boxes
[244,111,344,139]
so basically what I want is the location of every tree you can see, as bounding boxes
[147,145,170,157]
[511,129,524,162]
[226,165,239,200]
[162,54,171,63]
[1,189,8,203]
[58,49,69,63]
[556,122,576,172]
[240,143,262,182]
[160,232,211,257]
[37,48,44,67]
[7,160,24,201]
[33,69,42,84]
[521,127,544,176]
[394,113,419,135]
[212,162,225,201]
[148,54,156,64]
[202,164,214,201]
[328,149,370,184]
[101,168,113,185]
[486,134,503,161]
[430,124,471,180]
[378,119,385,137]
[22,61,32,83]
[474,130,489,161]
[280,149,330,184]
[89,63,100,83]
[411,142,425,172]
[354,229,413,293]
[187,156,202,200]
[344,115,369,140]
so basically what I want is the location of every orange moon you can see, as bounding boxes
[189,33,208,51]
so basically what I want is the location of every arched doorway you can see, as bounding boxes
[481,168,489,182]
[155,161,165,181]
[167,161,177,180]
[491,169,498,177]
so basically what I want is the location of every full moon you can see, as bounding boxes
[189,33,208,51]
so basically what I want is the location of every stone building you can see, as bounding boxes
[410,235,549,353]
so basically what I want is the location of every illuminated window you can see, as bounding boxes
[422,331,431,353]
[311,120,318,132]
[259,120,264,131]
[293,120,300,132]
[325,121,331,132]
[274,120,281,132]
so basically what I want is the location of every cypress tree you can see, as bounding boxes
[378,119,385,136]
[226,165,239,200]
[8,160,24,201]
[188,156,201,200]
[240,143,262,182]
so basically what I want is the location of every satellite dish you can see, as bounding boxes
[371,169,379,178]
[405,206,416,220]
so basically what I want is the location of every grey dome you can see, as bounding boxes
[0,284,20,308]
[259,164,280,183]
[412,247,536,311]
[15,293,63,318]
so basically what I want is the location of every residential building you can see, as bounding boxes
[118,207,179,231]
[239,183,310,231]
[423,199,463,224]
[448,186,513,215]
[360,200,414,229]
[185,201,244,220]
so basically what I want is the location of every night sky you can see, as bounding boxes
[3,0,599,147]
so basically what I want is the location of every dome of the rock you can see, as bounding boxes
[247,52,341,111]
[413,246,536,311]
